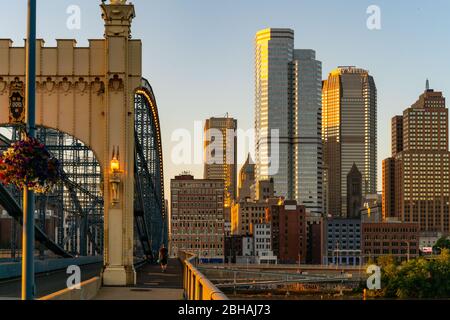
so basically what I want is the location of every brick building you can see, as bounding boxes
[267,200,307,264]
[361,220,420,263]
[170,174,224,261]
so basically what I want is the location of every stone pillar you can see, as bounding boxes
[101,0,137,286]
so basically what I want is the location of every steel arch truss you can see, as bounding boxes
[134,78,166,258]
[0,126,103,257]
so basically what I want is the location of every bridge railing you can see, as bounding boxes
[178,251,228,300]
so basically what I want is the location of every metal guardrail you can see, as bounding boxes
[38,276,101,300]
[179,251,228,300]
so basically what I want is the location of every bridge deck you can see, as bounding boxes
[94,259,184,300]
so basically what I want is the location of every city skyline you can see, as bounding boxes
[2,1,450,200]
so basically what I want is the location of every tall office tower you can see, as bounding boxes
[382,116,404,219]
[322,67,377,217]
[384,86,450,234]
[204,116,237,207]
[382,157,397,219]
[254,28,323,215]
[293,49,323,216]
[391,115,404,156]
[238,154,255,201]
[170,174,225,260]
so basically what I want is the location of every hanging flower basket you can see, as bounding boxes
[0,135,61,193]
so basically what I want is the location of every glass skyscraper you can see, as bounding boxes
[254,28,323,215]
[322,67,377,217]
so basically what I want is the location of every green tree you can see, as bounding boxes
[395,258,431,299]
[377,255,399,298]
[433,237,450,252]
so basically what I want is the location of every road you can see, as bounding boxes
[0,263,102,299]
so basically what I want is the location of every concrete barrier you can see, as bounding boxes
[0,256,103,280]
[38,276,101,300]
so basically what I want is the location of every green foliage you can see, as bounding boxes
[377,251,450,299]
[433,237,450,252]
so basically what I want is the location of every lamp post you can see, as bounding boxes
[335,241,340,270]
[403,241,410,262]
[298,235,303,272]
[22,0,37,300]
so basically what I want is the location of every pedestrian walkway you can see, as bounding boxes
[94,259,184,300]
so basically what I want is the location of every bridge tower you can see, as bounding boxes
[0,0,142,285]
[100,0,139,286]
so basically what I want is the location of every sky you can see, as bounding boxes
[1,0,450,200]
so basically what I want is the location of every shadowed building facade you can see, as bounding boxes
[322,67,377,217]
[267,200,307,264]
[347,163,362,218]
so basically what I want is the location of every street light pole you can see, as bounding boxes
[404,241,410,262]
[22,0,37,300]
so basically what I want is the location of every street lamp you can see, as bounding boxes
[109,146,121,205]
[298,235,303,271]
[335,241,340,270]
[403,241,410,262]
[22,0,37,300]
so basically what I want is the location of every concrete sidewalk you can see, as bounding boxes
[94,259,184,300]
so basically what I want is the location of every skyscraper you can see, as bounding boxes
[237,154,255,201]
[383,85,450,234]
[322,67,377,217]
[204,116,237,207]
[382,157,397,219]
[254,28,323,215]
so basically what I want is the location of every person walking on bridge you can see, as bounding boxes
[159,244,168,272]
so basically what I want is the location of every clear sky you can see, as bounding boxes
[1,0,450,199]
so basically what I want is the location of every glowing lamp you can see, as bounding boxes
[110,146,122,205]
[110,158,120,172]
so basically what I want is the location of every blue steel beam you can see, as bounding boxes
[0,184,72,258]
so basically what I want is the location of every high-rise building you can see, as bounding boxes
[170,174,225,261]
[237,154,255,201]
[254,28,323,215]
[204,116,237,208]
[322,66,377,217]
[347,163,362,218]
[391,115,404,156]
[382,157,397,219]
[383,85,450,234]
